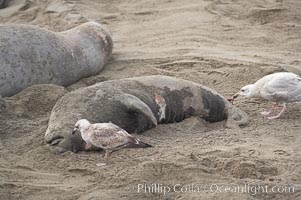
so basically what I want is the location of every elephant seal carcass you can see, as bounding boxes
[0,21,113,97]
[45,75,249,154]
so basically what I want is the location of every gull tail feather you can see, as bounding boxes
[126,141,153,148]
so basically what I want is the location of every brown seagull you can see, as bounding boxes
[72,119,152,166]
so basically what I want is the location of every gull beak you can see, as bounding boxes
[71,128,77,135]
[233,92,240,99]
[227,92,240,104]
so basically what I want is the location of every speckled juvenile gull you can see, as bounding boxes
[72,119,152,166]
[232,72,301,119]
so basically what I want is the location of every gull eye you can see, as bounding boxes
[241,89,246,92]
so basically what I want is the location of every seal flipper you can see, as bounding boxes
[226,104,249,128]
[114,93,158,133]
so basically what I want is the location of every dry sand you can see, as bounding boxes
[0,0,301,199]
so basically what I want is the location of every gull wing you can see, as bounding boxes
[88,123,152,150]
[261,73,301,102]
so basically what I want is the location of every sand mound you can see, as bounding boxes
[3,84,66,118]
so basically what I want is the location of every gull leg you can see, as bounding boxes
[97,150,110,167]
[84,143,92,150]
[105,151,112,165]
[267,103,287,120]
[261,103,278,116]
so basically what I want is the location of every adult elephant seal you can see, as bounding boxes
[45,75,248,154]
[0,21,113,97]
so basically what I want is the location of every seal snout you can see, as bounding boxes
[45,134,78,154]
[45,135,65,146]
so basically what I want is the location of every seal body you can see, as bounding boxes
[45,75,248,154]
[0,22,113,97]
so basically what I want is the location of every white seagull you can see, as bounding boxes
[72,119,152,166]
[231,72,301,119]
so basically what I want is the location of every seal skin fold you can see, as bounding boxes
[45,75,248,154]
[0,22,113,97]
